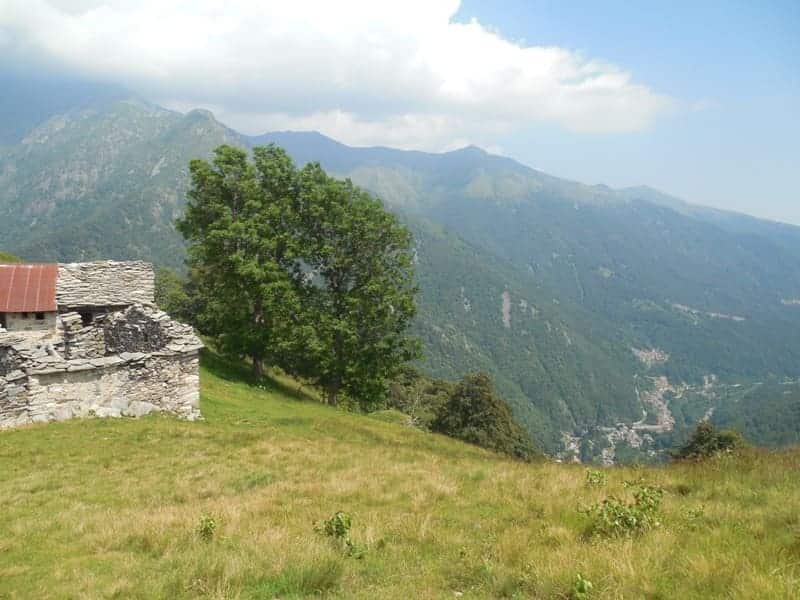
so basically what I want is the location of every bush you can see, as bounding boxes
[673,421,745,460]
[581,482,664,538]
[316,511,365,558]
[196,515,217,542]
[431,372,539,461]
[585,469,606,487]
[386,366,453,429]
[572,573,594,599]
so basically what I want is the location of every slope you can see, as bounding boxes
[0,99,242,268]
[255,132,800,457]
[3,101,800,456]
[0,354,797,598]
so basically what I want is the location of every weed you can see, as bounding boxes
[585,469,606,487]
[581,483,664,538]
[571,573,594,599]
[196,515,217,542]
[316,511,366,559]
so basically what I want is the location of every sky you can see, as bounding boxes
[1,0,798,223]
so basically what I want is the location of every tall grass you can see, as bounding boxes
[0,353,797,598]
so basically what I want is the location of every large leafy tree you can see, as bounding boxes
[178,144,418,408]
[177,144,301,377]
[294,163,420,408]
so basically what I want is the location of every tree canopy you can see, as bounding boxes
[178,144,418,409]
[432,372,539,461]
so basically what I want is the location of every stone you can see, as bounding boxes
[0,261,202,428]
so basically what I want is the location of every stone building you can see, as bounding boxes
[0,261,202,428]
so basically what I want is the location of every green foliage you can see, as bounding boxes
[585,469,606,487]
[291,163,420,408]
[582,482,664,538]
[0,250,22,263]
[572,573,594,599]
[179,145,418,409]
[318,511,352,541]
[154,267,191,320]
[387,366,453,429]
[196,515,217,542]
[673,421,746,460]
[316,511,365,559]
[254,559,343,596]
[178,144,301,379]
[432,372,538,461]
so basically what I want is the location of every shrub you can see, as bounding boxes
[585,469,606,487]
[316,511,365,559]
[581,482,664,538]
[572,573,594,599]
[673,421,745,460]
[318,511,351,541]
[387,366,453,429]
[196,515,217,542]
[431,372,539,461]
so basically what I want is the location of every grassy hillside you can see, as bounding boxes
[0,355,797,598]
[0,251,22,263]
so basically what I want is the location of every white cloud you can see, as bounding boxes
[1,0,674,149]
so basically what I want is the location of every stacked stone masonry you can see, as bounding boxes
[0,261,202,428]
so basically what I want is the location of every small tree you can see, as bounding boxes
[432,372,538,460]
[673,421,745,460]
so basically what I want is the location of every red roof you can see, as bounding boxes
[0,263,58,313]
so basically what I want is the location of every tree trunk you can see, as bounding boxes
[327,384,339,407]
[252,356,265,379]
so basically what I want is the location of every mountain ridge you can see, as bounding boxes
[1,94,799,458]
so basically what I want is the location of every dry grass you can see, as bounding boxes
[0,353,798,598]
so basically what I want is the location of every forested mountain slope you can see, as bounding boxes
[2,98,799,457]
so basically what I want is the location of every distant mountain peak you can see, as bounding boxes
[452,144,488,155]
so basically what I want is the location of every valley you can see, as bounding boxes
[1,96,799,459]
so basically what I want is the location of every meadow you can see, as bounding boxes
[0,354,798,599]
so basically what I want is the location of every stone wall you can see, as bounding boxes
[3,312,57,333]
[9,354,200,426]
[0,303,202,428]
[57,261,155,308]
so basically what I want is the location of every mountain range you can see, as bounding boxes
[1,85,799,460]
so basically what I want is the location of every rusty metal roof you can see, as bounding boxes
[0,263,58,313]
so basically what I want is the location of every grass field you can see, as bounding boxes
[1,353,798,599]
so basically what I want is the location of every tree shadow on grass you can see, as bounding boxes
[200,347,320,404]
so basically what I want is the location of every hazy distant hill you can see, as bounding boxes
[2,96,799,457]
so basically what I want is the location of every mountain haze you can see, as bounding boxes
[1,94,799,458]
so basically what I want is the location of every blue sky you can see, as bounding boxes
[3,0,799,223]
[455,0,800,223]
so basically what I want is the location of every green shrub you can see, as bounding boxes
[318,511,351,540]
[316,511,365,559]
[673,421,745,460]
[585,469,606,487]
[581,482,664,538]
[571,573,594,599]
[431,372,539,461]
[196,515,217,542]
